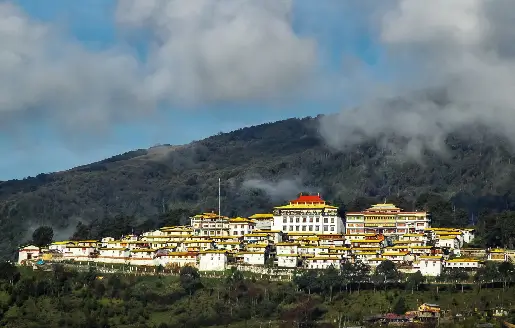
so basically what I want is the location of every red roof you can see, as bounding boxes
[290,195,325,204]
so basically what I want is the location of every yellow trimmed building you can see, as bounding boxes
[272,194,343,234]
[345,203,430,236]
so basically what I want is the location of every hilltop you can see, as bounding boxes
[1,116,515,258]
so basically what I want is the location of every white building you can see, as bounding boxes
[305,256,339,269]
[129,249,157,266]
[277,255,299,268]
[198,250,228,271]
[345,203,430,236]
[229,217,256,237]
[241,251,266,265]
[414,256,443,276]
[248,214,274,230]
[191,212,230,237]
[97,248,130,264]
[156,251,197,268]
[461,229,476,244]
[435,236,459,249]
[444,258,482,270]
[272,194,343,234]
[18,245,40,264]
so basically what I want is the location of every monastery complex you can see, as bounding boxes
[17,195,513,276]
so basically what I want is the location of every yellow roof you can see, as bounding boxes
[51,241,75,245]
[309,256,340,261]
[131,248,156,253]
[229,217,255,223]
[248,213,274,219]
[446,258,480,262]
[276,242,300,246]
[439,236,457,240]
[419,256,442,259]
[351,239,382,243]
[244,233,269,237]
[199,250,228,254]
[275,204,338,209]
[382,252,409,256]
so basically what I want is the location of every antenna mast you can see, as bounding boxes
[218,177,221,217]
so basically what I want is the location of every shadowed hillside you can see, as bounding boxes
[2,116,515,259]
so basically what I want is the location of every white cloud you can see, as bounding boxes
[320,0,515,157]
[116,0,316,104]
[0,1,316,137]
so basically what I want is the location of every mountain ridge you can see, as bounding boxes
[1,115,515,258]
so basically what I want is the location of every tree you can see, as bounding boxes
[374,260,400,285]
[179,266,202,295]
[498,261,514,288]
[320,266,340,301]
[293,270,319,294]
[393,297,407,315]
[406,271,424,293]
[0,261,19,284]
[32,226,54,247]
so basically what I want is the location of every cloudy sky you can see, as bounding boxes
[2,1,515,179]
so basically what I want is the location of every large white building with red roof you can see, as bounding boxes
[345,203,430,236]
[271,194,343,234]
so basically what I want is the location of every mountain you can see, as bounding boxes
[2,115,515,259]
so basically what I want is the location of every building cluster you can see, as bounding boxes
[17,194,514,276]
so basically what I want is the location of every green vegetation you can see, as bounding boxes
[2,117,515,258]
[1,261,515,327]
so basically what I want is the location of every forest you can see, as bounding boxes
[2,116,515,259]
[1,259,514,328]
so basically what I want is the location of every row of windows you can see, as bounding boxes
[282,225,336,232]
[283,217,336,224]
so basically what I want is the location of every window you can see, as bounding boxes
[309,217,313,222]
[330,226,335,231]
[296,226,300,231]
[296,218,300,223]
[315,225,320,231]
[290,218,293,223]
[309,225,313,231]
[316,218,320,223]
[283,218,287,223]
[324,225,328,231]
[324,218,328,223]
[331,218,334,223]
[283,226,287,231]
[303,217,307,223]
[289,226,293,231]
[302,226,306,231]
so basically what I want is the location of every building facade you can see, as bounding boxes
[345,203,430,236]
[191,212,230,237]
[272,194,343,234]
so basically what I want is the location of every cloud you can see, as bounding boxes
[115,0,316,104]
[319,0,515,157]
[242,177,311,202]
[0,1,316,139]
[0,3,154,137]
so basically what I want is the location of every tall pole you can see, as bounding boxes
[218,177,221,217]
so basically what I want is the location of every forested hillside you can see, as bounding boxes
[2,116,515,259]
